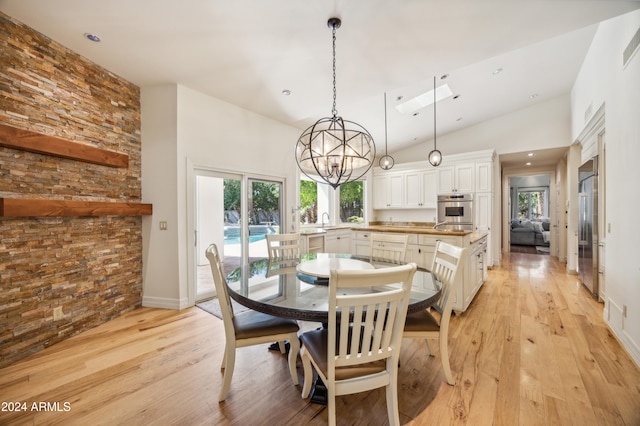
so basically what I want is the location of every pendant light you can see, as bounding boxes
[379,92,394,170]
[295,18,375,189]
[428,76,442,167]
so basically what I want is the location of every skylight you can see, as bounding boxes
[395,84,453,115]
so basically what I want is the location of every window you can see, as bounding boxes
[299,176,366,226]
[299,177,330,225]
[339,180,365,223]
[517,188,547,219]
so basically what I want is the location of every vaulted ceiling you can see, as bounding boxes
[2,0,639,166]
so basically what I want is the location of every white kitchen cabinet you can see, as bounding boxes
[301,232,325,254]
[474,191,492,266]
[404,170,437,209]
[352,231,371,256]
[436,163,475,194]
[324,229,351,253]
[475,161,492,192]
[461,235,488,313]
[373,173,403,209]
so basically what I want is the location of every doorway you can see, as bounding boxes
[192,169,284,303]
[506,173,554,256]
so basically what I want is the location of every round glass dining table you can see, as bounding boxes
[225,253,442,323]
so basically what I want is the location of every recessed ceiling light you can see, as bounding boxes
[492,68,503,75]
[453,94,460,100]
[440,74,449,80]
[529,93,539,99]
[527,152,535,157]
[84,33,101,42]
[282,89,292,96]
[412,112,420,117]
[395,84,453,115]
[456,117,463,121]
[526,162,532,166]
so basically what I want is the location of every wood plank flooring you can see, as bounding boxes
[1,253,639,425]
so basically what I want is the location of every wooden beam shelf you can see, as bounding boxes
[0,198,152,217]
[0,123,129,168]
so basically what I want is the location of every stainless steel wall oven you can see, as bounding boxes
[436,194,474,230]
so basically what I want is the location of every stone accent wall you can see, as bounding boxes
[0,13,143,367]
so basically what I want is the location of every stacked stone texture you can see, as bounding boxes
[0,12,143,367]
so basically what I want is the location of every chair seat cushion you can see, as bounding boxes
[232,310,299,340]
[404,309,440,332]
[300,328,386,381]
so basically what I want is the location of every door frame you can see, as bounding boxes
[186,160,288,306]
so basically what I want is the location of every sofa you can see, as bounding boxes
[510,218,550,246]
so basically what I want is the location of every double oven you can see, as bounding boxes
[436,194,474,231]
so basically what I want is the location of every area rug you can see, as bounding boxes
[196,297,249,320]
[536,246,550,254]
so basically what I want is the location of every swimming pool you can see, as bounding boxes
[224,234,267,245]
[224,224,277,245]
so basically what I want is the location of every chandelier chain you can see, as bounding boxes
[331,26,338,117]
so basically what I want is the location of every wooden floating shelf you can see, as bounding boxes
[0,123,129,168]
[0,198,152,217]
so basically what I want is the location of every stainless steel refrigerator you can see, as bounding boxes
[578,157,599,297]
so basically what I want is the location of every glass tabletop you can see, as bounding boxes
[225,253,442,322]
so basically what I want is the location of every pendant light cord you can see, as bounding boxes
[433,76,437,151]
[384,92,388,154]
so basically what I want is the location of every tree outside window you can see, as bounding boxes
[517,190,546,219]
[339,180,364,223]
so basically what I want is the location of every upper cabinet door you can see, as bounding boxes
[373,173,404,209]
[404,171,423,208]
[436,164,474,193]
[455,163,475,193]
[475,161,492,192]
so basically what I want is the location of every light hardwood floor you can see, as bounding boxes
[1,253,639,425]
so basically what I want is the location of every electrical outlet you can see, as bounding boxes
[159,221,168,230]
[623,305,627,318]
[53,306,63,321]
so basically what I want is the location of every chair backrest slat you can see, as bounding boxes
[205,244,237,338]
[266,233,301,261]
[370,233,409,264]
[430,241,466,315]
[328,263,417,372]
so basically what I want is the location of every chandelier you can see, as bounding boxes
[295,18,375,189]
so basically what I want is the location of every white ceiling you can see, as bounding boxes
[1,0,639,167]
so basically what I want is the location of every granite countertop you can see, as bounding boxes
[356,221,471,236]
[300,222,489,243]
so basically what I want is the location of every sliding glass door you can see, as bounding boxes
[247,178,283,260]
[193,170,284,303]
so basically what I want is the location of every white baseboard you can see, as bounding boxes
[142,296,191,310]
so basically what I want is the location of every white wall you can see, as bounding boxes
[392,94,572,162]
[141,85,181,308]
[141,83,301,309]
[571,9,640,366]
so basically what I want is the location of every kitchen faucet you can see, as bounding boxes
[432,220,449,230]
[321,212,330,228]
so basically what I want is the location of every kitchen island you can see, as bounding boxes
[351,222,488,314]
[301,222,487,314]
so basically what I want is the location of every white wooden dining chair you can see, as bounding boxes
[265,233,301,261]
[403,241,466,385]
[300,262,417,426]
[370,233,409,264]
[205,244,300,402]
